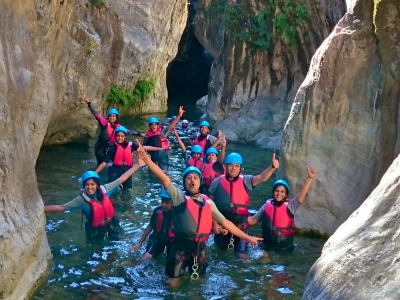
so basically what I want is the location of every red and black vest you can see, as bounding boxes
[193,134,209,158]
[219,175,250,216]
[82,186,115,228]
[264,199,295,236]
[187,156,204,169]
[146,126,169,150]
[201,161,224,187]
[172,194,213,243]
[113,142,133,167]
[106,122,121,144]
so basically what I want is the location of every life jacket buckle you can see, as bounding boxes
[227,234,235,250]
[191,256,199,280]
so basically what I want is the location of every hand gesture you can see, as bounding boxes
[307,167,316,179]
[81,95,90,104]
[136,139,149,164]
[271,153,279,169]
[220,136,227,148]
[178,105,185,117]
[248,236,263,248]
[217,130,222,138]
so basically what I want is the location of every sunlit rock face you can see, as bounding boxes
[0,0,187,298]
[281,0,400,235]
[193,0,346,148]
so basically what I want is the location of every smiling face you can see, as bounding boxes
[200,126,209,136]
[115,131,127,144]
[191,152,201,160]
[273,185,288,202]
[207,153,217,163]
[84,179,98,195]
[184,172,201,195]
[226,163,241,178]
[149,122,159,133]
[108,114,117,124]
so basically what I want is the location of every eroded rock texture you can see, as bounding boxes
[281,0,400,235]
[194,0,346,148]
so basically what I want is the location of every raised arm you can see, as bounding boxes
[252,153,279,187]
[217,137,226,165]
[166,106,185,133]
[129,224,152,253]
[136,139,171,189]
[297,167,316,204]
[173,129,186,153]
[211,130,222,149]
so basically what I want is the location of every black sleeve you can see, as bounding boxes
[87,103,98,117]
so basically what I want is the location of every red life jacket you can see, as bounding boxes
[264,199,295,236]
[113,142,133,167]
[187,156,204,169]
[82,186,115,228]
[193,134,209,158]
[201,161,224,187]
[219,175,250,216]
[106,122,121,144]
[146,126,169,150]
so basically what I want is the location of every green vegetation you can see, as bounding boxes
[107,79,156,107]
[86,36,97,55]
[90,0,103,6]
[205,0,309,51]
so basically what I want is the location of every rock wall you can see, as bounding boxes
[303,153,400,299]
[0,0,187,299]
[193,0,346,148]
[281,0,400,235]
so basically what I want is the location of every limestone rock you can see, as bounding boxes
[193,0,346,148]
[196,95,208,106]
[281,0,400,235]
[303,153,400,299]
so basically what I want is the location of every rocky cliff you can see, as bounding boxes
[0,0,187,299]
[193,0,346,148]
[281,0,400,235]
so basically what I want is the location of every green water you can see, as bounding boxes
[34,110,325,299]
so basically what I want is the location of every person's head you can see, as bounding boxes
[191,145,203,160]
[199,120,210,136]
[107,108,119,124]
[183,166,203,196]
[272,179,289,202]
[160,189,172,211]
[148,117,160,133]
[205,147,219,163]
[81,171,100,195]
[224,152,243,179]
[115,126,128,144]
[182,119,189,128]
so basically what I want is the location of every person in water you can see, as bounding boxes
[143,106,185,171]
[189,121,221,157]
[248,167,316,251]
[82,96,139,166]
[208,152,279,258]
[44,161,144,240]
[135,139,262,287]
[129,189,173,261]
[95,126,163,189]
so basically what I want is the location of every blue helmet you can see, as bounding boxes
[107,108,119,116]
[199,120,210,128]
[115,125,128,135]
[206,147,219,156]
[273,179,290,194]
[183,166,203,183]
[225,152,243,165]
[191,145,203,154]
[160,188,171,201]
[81,171,100,186]
[148,117,160,125]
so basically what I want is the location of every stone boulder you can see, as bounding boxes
[281,0,400,235]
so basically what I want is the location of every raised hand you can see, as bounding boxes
[81,95,90,104]
[178,105,185,117]
[220,136,227,148]
[217,130,222,138]
[136,139,149,163]
[271,153,279,169]
[307,167,316,179]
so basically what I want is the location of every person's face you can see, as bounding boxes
[149,122,159,133]
[108,114,117,124]
[182,122,188,128]
[115,131,126,144]
[207,153,217,163]
[273,185,287,202]
[84,179,98,195]
[226,163,241,178]
[200,126,209,135]
[191,152,201,160]
[161,201,172,211]
[185,173,201,195]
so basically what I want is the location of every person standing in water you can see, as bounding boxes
[248,167,316,251]
[208,152,279,258]
[44,160,145,240]
[201,137,226,195]
[135,139,262,287]
[189,121,221,157]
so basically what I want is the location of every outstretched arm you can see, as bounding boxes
[129,224,152,253]
[220,219,263,247]
[252,153,279,187]
[44,205,66,213]
[95,161,108,174]
[165,106,185,134]
[136,139,171,189]
[118,158,146,184]
[297,167,316,204]
[173,129,186,153]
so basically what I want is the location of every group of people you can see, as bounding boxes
[44,97,316,287]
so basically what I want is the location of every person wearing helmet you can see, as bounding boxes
[185,145,204,169]
[44,159,145,240]
[181,119,189,128]
[208,152,279,258]
[129,189,173,262]
[81,96,140,166]
[136,140,262,287]
[143,106,185,171]
[94,126,163,189]
[248,167,316,251]
[189,120,220,157]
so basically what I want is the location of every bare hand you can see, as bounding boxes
[217,130,222,138]
[178,105,185,117]
[136,139,150,163]
[271,153,279,169]
[81,95,90,104]
[220,136,227,148]
[307,166,316,179]
[248,236,263,248]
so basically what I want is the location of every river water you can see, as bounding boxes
[34,104,325,299]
